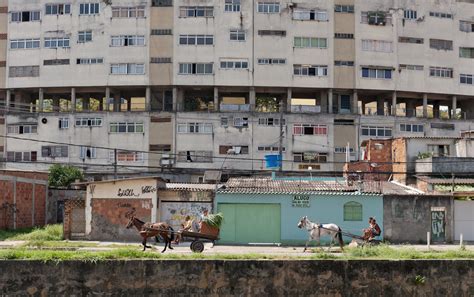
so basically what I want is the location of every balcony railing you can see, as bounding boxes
[220,104,251,112]
[290,105,321,113]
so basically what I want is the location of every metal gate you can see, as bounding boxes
[431,207,446,242]
[454,200,474,241]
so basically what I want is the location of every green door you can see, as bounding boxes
[218,203,281,244]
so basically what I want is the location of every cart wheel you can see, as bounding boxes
[190,240,205,253]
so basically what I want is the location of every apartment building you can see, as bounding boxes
[1,0,474,180]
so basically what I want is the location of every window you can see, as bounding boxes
[151,29,172,35]
[41,146,68,158]
[427,145,450,157]
[294,37,327,48]
[75,117,102,127]
[149,144,171,152]
[9,66,39,78]
[232,117,248,128]
[178,63,213,75]
[78,31,92,43]
[361,67,392,79]
[335,33,354,39]
[335,5,354,13]
[10,39,40,49]
[177,151,213,162]
[179,6,214,18]
[258,30,286,36]
[151,57,172,63]
[335,61,354,66]
[152,0,173,7]
[179,35,213,45]
[429,67,453,78]
[257,146,285,152]
[46,4,71,15]
[44,37,70,49]
[399,64,424,71]
[177,122,213,133]
[362,40,392,52]
[460,21,474,33]
[80,3,100,15]
[110,151,144,162]
[6,151,37,162]
[77,58,104,65]
[361,126,392,137]
[293,65,328,76]
[80,147,97,159]
[398,37,424,44]
[44,59,70,66]
[431,123,455,130]
[110,63,145,75]
[220,59,249,69]
[11,11,41,22]
[460,74,473,85]
[400,123,424,132]
[110,35,145,46]
[220,117,229,126]
[293,124,327,135]
[292,9,328,21]
[109,122,144,133]
[59,118,69,129]
[257,2,280,13]
[111,6,145,18]
[258,117,285,126]
[429,39,453,50]
[334,147,354,154]
[230,29,245,41]
[344,202,362,221]
[225,0,240,12]
[429,11,452,19]
[460,47,474,58]
[257,58,286,65]
[361,11,391,26]
[403,10,417,20]
[219,145,249,154]
[293,152,328,163]
[7,124,38,134]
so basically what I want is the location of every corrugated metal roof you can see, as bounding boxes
[417,176,474,185]
[165,183,219,192]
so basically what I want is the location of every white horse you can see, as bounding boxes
[297,216,344,252]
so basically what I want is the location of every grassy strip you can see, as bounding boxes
[0,225,63,241]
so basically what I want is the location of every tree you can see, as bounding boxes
[48,164,83,188]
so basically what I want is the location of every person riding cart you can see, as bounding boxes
[363,217,381,242]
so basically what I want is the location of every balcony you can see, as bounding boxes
[220,104,251,112]
[291,105,321,113]
[416,157,474,175]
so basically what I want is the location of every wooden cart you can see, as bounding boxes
[180,222,220,253]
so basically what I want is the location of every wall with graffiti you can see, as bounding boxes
[160,202,213,231]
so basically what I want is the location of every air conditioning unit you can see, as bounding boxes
[160,158,175,165]
[162,154,170,159]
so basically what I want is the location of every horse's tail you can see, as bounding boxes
[337,227,344,248]
[168,226,175,242]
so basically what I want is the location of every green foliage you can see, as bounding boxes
[417,152,433,159]
[203,213,224,228]
[414,275,426,286]
[255,96,279,112]
[48,164,83,188]
[0,224,63,241]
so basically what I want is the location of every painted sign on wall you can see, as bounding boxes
[88,179,157,199]
[160,202,212,231]
[431,207,446,242]
[292,195,310,208]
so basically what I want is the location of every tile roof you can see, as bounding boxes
[416,176,474,185]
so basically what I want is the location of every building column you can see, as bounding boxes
[361,101,366,115]
[52,95,60,112]
[423,93,428,118]
[5,89,11,111]
[452,96,457,119]
[113,93,121,112]
[213,87,219,111]
[249,87,256,111]
[392,92,397,116]
[286,87,292,112]
[82,94,90,111]
[328,89,333,114]
[352,91,358,114]
[172,87,178,111]
[105,87,110,111]
[377,98,384,116]
[145,87,151,111]
[406,100,415,117]
[38,88,44,113]
[71,88,76,112]
[433,101,440,119]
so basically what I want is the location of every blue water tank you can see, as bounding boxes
[265,154,281,168]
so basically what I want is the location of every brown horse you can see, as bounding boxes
[125,215,174,253]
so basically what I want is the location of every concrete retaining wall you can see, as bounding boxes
[0,260,473,296]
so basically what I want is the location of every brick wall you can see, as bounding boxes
[90,198,153,241]
[392,138,408,184]
[344,139,392,181]
[0,171,48,229]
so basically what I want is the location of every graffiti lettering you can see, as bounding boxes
[117,202,132,208]
[141,186,157,194]
[431,211,445,241]
[117,188,140,197]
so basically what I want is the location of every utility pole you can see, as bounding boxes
[278,100,284,172]
[114,148,117,179]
